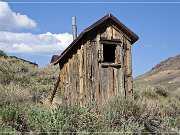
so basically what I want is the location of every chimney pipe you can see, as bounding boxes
[72,17,77,40]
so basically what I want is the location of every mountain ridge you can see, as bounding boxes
[134,54,180,91]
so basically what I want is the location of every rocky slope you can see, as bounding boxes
[134,54,180,91]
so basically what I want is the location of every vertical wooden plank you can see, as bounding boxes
[76,50,80,105]
[65,64,68,104]
[65,62,68,104]
[126,40,132,76]
[107,25,113,40]
[86,42,91,103]
[120,36,125,96]
[69,60,71,105]
[90,45,95,102]
[100,43,103,63]
[101,67,109,100]
[68,61,71,105]
[79,45,84,107]
[96,33,101,63]
[114,68,119,96]
[91,42,95,102]
[92,41,98,102]
[75,52,79,105]
[83,44,87,105]
[72,54,76,105]
[86,41,91,104]
[126,39,133,99]
[112,27,122,40]
[69,57,72,105]
[116,45,121,64]
[123,37,127,98]
[118,67,124,96]
[59,69,62,104]
[95,33,101,102]
[61,65,65,104]
[109,67,114,98]
[126,77,133,99]
[124,38,133,99]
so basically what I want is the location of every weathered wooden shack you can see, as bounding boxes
[53,14,139,106]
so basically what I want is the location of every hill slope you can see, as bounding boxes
[0,55,59,106]
[134,54,180,91]
[0,51,180,134]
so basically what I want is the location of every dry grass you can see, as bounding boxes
[0,57,59,106]
[0,83,30,106]
[0,56,180,134]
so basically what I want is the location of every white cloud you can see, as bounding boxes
[0,1,73,56]
[0,31,73,55]
[0,1,36,30]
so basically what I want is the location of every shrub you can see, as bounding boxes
[135,85,159,100]
[0,104,22,124]
[26,105,104,134]
[0,125,19,135]
[0,50,8,58]
[0,83,30,106]
[154,85,169,97]
[26,106,52,133]
[0,56,180,134]
[102,97,145,132]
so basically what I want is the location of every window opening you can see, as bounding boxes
[103,44,116,63]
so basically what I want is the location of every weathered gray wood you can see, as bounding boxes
[126,39,133,99]
[86,41,91,104]
[51,18,136,106]
[101,63,121,68]
[92,41,99,102]
[61,65,65,104]
[90,46,95,102]
[96,32,102,102]
[69,58,72,105]
[83,43,87,105]
[76,49,80,105]
[123,37,133,99]
[126,40,132,76]
[114,67,119,96]
[120,36,125,96]
[112,27,122,40]
[116,44,121,64]
[107,25,113,40]
[79,45,84,107]
[101,67,109,99]
[109,67,114,98]
[72,54,76,105]
[112,24,132,43]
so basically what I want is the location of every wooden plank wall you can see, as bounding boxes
[58,23,133,106]
[124,38,133,99]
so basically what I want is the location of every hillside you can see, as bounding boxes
[0,54,59,106]
[134,54,180,91]
[0,51,180,134]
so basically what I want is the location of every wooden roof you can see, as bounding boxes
[54,13,139,65]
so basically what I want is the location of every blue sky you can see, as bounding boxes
[0,1,180,77]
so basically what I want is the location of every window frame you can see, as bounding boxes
[99,38,121,67]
